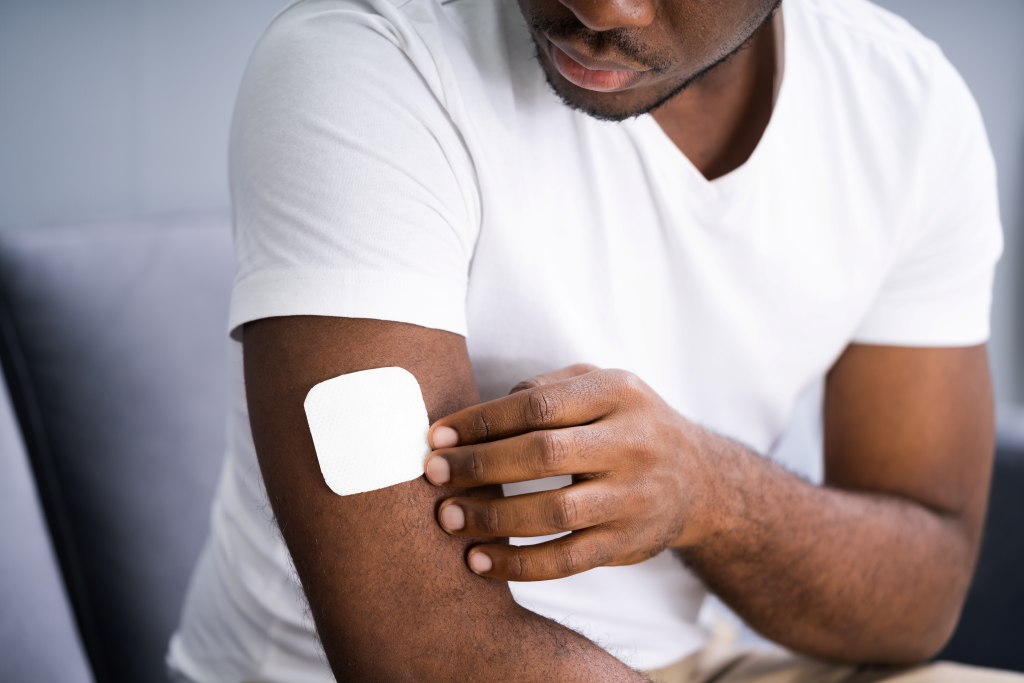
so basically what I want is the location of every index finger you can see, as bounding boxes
[429,371,622,447]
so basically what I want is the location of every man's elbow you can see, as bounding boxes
[893,595,965,665]
[789,566,972,666]
[862,570,971,665]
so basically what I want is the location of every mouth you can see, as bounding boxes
[543,36,650,92]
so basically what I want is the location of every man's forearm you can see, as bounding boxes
[676,429,977,664]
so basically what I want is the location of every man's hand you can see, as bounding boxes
[424,346,995,665]
[424,364,710,581]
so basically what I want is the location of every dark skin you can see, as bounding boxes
[426,347,992,662]
[525,0,781,177]
[245,318,648,681]
[243,0,995,678]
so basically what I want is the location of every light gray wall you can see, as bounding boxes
[0,0,286,224]
[0,0,1021,401]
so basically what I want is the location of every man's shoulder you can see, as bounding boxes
[790,0,947,80]
[792,0,936,50]
[249,0,514,119]
[263,0,441,53]
[787,0,978,144]
[263,0,508,59]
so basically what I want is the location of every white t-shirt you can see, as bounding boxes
[168,0,1002,679]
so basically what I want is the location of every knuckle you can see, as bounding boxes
[551,491,580,530]
[483,504,501,535]
[613,369,644,394]
[602,369,648,410]
[570,363,599,375]
[536,430,570,473]
[468,451,486,484]
[470,412,492,441]
[556,543,587,576]
[526,389,559,426]
[508,553,528,581]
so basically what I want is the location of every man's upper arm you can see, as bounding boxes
[824,343,994,555]
[242,315,643,682]
[243,315,501,675]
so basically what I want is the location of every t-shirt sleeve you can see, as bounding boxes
[227,2,480,340]
[851,49,1003,347]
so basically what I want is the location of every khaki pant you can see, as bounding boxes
[646,647,1024,683]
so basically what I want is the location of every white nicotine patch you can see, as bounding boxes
[304,367,430,496]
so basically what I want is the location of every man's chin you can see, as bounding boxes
[541,71,650,122]
[537,56,684,123]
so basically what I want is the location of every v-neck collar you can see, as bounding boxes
[632,6,793,203]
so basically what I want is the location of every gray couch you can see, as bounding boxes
[0,216,233,683]
[0,215,1022,683]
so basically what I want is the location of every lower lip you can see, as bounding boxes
[550,43,643,92]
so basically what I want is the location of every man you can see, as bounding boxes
[168,0,1019,680]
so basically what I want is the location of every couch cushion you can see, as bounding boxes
[938,443,1024,670]
[0,215,232,683]
[0,374,94,683]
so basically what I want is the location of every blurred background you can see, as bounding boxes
[0,1,1021,682]
[1,0,1022,405]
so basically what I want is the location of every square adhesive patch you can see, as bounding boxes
[304,367,430,496]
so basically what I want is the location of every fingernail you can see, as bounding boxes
[430,425,459,449]
[425,456,450,485]
[439,504,465,531]
[468,550,492,574]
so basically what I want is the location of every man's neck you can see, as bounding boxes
[651,10,783,181]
